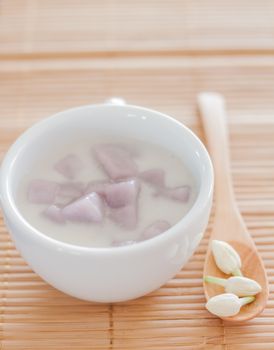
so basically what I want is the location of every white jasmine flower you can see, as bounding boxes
[211,240,242,275]
[204,275,262,297]
[206,293,255,317]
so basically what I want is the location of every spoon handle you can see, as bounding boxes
[198,93,235,209]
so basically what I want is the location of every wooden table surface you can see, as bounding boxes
[1,1,274,349]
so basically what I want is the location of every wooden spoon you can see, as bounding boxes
[198,92,268,322]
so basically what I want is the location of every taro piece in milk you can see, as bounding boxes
[17,137,197,248]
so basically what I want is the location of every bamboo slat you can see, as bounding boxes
[0,0,274,349]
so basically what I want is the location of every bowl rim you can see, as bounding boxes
[0,103,214,255]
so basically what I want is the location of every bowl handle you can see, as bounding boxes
[104,97,126,105]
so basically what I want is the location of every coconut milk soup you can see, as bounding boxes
[17,136,197,247]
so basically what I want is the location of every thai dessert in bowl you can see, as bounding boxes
[0,100,213,302]
[20,136,196,248]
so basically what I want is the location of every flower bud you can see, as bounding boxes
[211,240,242,275]
[204,276,262,297]
[206,293,255,318]
[225,276,261,296]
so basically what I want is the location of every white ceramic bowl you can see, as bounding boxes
[0,99,213,302]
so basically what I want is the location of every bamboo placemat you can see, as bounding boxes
[1,1,274,349]
[1,0,274,55]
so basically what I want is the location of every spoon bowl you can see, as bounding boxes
[204,216,268,322]
[198,92,268,322]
